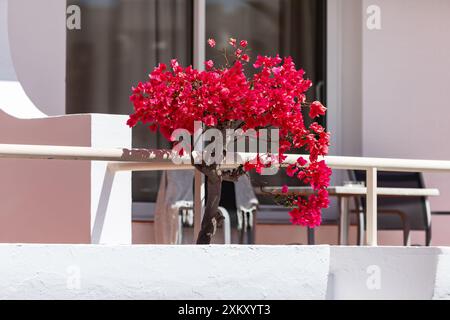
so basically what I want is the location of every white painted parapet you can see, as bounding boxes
[433,247,450,300]
[0,245,450,299]
[329,246,445,299]
[0,245,330,300]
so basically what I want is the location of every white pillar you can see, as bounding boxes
[90,115,132,244]
[193,0,206,241]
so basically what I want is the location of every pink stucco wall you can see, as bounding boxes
[362,0,450,211]
[132,213,450,246]
[0,112,92,243]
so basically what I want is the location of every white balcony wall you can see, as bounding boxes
[2,0,66,116]
[0,244,449,299]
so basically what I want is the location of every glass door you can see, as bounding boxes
[66,0,193,207]
[66,0,327,215]
[205,0,327,196]
[206,0,326,111]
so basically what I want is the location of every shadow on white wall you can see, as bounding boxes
[0,0,65,118]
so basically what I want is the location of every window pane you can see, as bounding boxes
[206,0,326,105]
[66,0,193,202]
[206,0,327,195]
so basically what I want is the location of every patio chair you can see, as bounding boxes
[349,170,432,246]
[218,176,259,244]
[146,171,256,244]
[177,205,231,244]
[133,199,231,244]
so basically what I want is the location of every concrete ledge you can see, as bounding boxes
[0,244,330,299]
[1,244,450,299]
[329,246,448,299]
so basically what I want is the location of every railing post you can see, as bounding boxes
[194,170,205,240]
[366,167,378,246]
[338,197,350,245]
[193,0,205,69]
[193,0,206,241]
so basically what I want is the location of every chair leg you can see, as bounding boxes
[246,209,256,244]
[377,210,411,246]
[177,210,184,244]
[403,227,411,246]
[357,210,365,246]
[426,227,432,246]
[398,212,411,246]
[218,207,231,244]
[237,207,257,244]
[307,227,315,245]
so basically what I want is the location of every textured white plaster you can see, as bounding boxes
[2,245,450,299]
[432,247,450,300]
[329,246,443,300]
[0,245,330,300]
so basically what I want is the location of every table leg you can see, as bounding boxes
[366,167,378,246]
[339,197,350,245]
[193,170,205,243]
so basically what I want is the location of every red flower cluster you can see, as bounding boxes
[128,38,331,228]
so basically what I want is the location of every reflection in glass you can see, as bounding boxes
[206,0,327,197]
[206,0,326,105]
[66,0,326,204]
[66,0,193,202]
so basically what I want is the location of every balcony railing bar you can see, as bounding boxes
[3,143,450,246]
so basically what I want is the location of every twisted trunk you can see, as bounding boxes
[196,171,223,244]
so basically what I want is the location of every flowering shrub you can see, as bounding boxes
[128,38,331,243]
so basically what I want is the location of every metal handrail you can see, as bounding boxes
[2,143,450,172]
[3,143,450,246]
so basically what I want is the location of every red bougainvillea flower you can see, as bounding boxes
[208,38,216,48]
[127,38,331,228]
[297,156,308,166]
[205,59,214,69]
[281,185,289,194]
[309,101,327,119]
